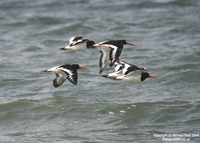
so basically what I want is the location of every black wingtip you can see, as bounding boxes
[109,63,113,67]
[102,75,108,78]
[53,84,59,88]
[99,69,103,74]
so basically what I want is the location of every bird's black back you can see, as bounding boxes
[60,64,80,70]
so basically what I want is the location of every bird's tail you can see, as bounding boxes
[102,75,108,78]
[60,47,70,50]
[102,75,116,80]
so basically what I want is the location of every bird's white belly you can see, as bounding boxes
[108,71,122,78]
[72,43,87,51]
[122,75,141,83]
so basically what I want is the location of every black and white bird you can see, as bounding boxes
[60,36,95,51]
[93,40,134,73]
[102,60,157,83]
[44,64,87,87]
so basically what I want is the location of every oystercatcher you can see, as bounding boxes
[44,64,87,87]
[102,60,157,83]
[60,36,95,51]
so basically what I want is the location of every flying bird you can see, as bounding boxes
[44,64,87,87]
[102,60,157,83]
[60,36,95,51]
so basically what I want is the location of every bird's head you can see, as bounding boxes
[119,40,135,46]
[141,72,157,81]
[72,64,88,70]
[86,40,96,48]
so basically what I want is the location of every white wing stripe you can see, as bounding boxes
[58,67,73,76]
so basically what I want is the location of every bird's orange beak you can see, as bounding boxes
[79,67,88,70]
[149,75,158,79]
[126,42,135,46]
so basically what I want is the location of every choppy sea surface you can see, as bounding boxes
[0,0,200,142]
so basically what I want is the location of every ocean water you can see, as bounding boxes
[0,0,200,142]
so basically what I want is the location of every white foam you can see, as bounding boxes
[131,105,137,107]
[120,110,126,113]
[108,111,115,115]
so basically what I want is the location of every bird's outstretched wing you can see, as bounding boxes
[53,74,66,88]
[108,44,123,67]
[99,50,110,73]
[59,67,78,85]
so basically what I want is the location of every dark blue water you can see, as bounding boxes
[0,0,200,142]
